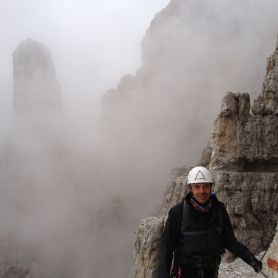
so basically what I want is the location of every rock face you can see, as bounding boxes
[264,223,278,278]
[101,0,278,199]
[133,37,278,277]
[133,173,187,278]
[218,252,263,278]
[202,38,278,171]
[13,39,61,113]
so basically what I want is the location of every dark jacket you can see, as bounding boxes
[158,193,255,278]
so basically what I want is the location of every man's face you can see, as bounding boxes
[190,183,212,204]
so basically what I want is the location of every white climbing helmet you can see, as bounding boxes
[187,166,213,185]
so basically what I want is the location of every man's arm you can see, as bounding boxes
[221,205,262,273]
[158,207,180,278]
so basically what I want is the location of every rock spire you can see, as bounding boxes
[13,39,61,113]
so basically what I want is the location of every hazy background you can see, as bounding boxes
[0,1,170,277]
[0,0,169,147]
[1,0,278,277]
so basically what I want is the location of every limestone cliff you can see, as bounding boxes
[202,37,278,171]
[133,37,278,278]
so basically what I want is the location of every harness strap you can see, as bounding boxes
[181,200,189,232]
[181,228,216,236]
[198,269,205,278]
[217,204,222,235]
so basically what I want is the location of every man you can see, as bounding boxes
[158,166,263,278]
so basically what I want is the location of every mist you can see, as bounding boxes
[1,0,278,277]
[0,0,169,147]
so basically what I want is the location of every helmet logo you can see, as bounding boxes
[195,170,206,181]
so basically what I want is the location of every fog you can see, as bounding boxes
[0,0,278,277]
[0,0,169,147]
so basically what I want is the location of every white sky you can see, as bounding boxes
[0,0,170,143]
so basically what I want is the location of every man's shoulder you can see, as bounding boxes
[211,195,227,213]
[212,194,224,206]
[169,201,184,215]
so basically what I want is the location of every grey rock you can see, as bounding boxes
[214,171,278,253]
[262,222,278,278]
[219,253,264,278]
[133,217,164,278]
[262,44,278,115]
[207,59,278,170]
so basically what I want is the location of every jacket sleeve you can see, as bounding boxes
[158,207,180,278]
[221,205,255,263]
